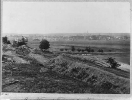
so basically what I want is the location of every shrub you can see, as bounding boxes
[77,48,81,52]
[81,49,85,52]
[91,49,94,52]
[65,48,68,51]
[98,49,103,53]
[12,40,18,47]
[2,36,8,44]
[7,40,11,44]
[60,48,64,51]
[12,36,28,47]
[71,46,75,52]
[106,57,120,69]
[2,36,11,44]
[109,50,112,52]
[17,41,26,47]
[85,47,91,52]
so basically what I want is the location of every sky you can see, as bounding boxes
[2,2,130,36]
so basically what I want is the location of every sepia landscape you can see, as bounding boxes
[2,33,130,94]
[2,2,130,94]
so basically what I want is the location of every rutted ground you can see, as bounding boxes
[2,44,130,93]
[28,53,48,65]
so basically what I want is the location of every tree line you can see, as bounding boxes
[60,46,104,53]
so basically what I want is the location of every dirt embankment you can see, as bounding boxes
[28,53,48,65]
[42,54,130,94]
[2,44,130,94]
[2,45,30,64]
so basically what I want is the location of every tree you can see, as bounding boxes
[85,47,91,52]
[77,48,81,52]
[60,48,64,51]
[2,36,11,44]
[109,50,112,52]
[12,40,18,47]
[91,49,94,52]
[7,40,11,44]
[39,39,50,51]
[17,41,26,46]
[13,36,28,47]
[98,49,103,53]
[82,49,84,52]
[71,46,75,52]
[106,57,120,69]
[65,48,68,51]
[2,36,8,44]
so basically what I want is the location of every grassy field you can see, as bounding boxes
[28,39,130,51]
[27,39,130,64]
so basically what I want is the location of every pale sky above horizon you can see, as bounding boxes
[2,2,130,36]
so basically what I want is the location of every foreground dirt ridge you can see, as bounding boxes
[2,45,130,93]
[61,54,130,79]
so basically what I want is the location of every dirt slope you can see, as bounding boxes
[2,45,130,94]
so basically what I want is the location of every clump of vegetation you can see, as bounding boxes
[85,47,94,53]
[85,47,91,52]
[16,45,30,55]
[90,49,94,52]
[71,46,75,52]
[60,48,64,51]
[65,48,68,51]
[77,48,81,52]
[2,36,11,44]
[98,49,103,53]
[12,36,28,47]
[109,50,112,52]
[39,39,50,51]
[106,57,121,69]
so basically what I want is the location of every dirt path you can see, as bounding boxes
[118,62,130,72]
[3,51,29,64]
[28,53,48,65]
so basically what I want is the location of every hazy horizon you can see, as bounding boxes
[2,2,130,36]
[4,32,130,37]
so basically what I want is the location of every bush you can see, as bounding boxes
[60,48,64,51]
[2,36,11,44]
[81,49,85,52]
[17,41,26,47]
[39,39,50,51]
[12,36,28,47]
[65,48,68,51]
[91,49,94,52]
[109,50,112,52]
[77,48,81,52]
[85,47,91,52]
[106,57,120,69]
[71,46,75,52]
[16,45,30,55]
[2,36,8,44]
[98,49,103,53]
[12,40,18,47]
[7,40,11,44]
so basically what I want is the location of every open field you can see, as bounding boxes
[28,39,130,50]
[27,39,130,64]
